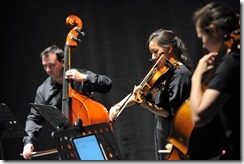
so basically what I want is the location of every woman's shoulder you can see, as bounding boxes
[174,64,192,76]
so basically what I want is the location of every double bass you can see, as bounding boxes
[20,15,111,159]
[61,15,110,127]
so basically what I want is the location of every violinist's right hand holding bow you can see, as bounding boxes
[109,84,170,121]
[109,85,143,121]
[109,104,121,121]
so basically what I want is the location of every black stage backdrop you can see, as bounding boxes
[0,0,240,160]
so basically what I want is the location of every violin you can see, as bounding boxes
[116,52,180,118]
[136,53,180,103]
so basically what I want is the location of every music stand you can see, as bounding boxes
[52,122,123,160]
[80,123,123,160]
[51,126,81,160]
[30,103,80,160]
[30,103,72,130]
[30,103,123,160]
[0,103,28,159]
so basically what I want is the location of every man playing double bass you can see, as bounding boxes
[22,45,112,160]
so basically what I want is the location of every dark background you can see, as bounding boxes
[0,0,240,160]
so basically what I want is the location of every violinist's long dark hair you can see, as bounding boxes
[148,29,192,71]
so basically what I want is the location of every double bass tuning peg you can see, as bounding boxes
[71,35,82,43]
[74,27,85,37]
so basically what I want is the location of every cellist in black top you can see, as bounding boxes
[22,44,112,160]
[190,2,240,160]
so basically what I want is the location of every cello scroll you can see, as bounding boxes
[224,28,240,53]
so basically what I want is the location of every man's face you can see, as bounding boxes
[42,53,64,81]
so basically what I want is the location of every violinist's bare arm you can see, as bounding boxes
[109,85,170,121]
[139,97,170,117]
[190,53,228,127]
[109,94,136,121]
[132,85,170,117]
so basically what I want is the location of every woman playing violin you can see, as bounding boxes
[109,29,192,160]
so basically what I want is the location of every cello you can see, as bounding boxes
[166,29,240,160]
[61,15,110,127]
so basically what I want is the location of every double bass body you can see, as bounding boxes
[69,87,110,126]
